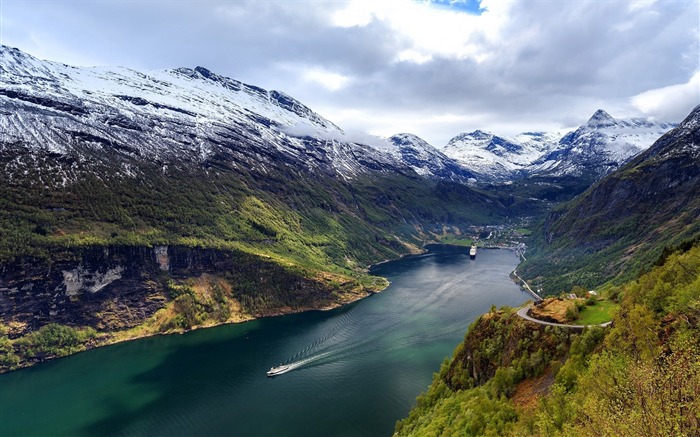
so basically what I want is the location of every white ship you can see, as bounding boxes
[267,364,291,377]
[469,245,477,259]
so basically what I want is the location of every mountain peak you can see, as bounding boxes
[470,129,493,138]
[390,133,429,146]
[586,109,617,127]
[0,45,21,56]
[678,104,700,131]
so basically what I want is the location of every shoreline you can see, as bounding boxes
[1,287,387,374]
[2,256,399,374]
[3,242,524,374]
[366,246,428,271]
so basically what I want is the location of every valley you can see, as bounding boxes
[0,246,529,437]
[0,46,541,372]
[0,43,698,437]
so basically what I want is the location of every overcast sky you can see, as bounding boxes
[2,0,699,146]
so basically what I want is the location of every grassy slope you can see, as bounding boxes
[574,300,616,325]
[395,242,700,436]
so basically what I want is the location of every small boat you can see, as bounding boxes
[469,245,477,260]
[267,364,291,377]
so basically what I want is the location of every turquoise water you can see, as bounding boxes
[0,245,528,436]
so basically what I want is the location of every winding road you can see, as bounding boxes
[516,306,612,330]
[512,248,611,330]
[512,269,542,302]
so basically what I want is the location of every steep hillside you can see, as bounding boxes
[0,46,518,369]
[396,242,700,436]
[396,108,699,436]
[521,105,700,293]
[0,45,398,178]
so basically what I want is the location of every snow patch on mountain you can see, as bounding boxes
[442,110,674,181]
[0,45,405,180]
[532,109,676,178]
[442,130,564,181]
[389,133,476,182]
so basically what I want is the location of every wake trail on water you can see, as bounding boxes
[279,280,472,373]
[274,254,487,375]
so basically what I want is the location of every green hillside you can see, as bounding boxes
[0,145,532,371]
[395,242,700,436]
[0,147,517,266]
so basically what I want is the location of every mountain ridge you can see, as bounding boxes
[521,104,700,292]
[442,111,675,183]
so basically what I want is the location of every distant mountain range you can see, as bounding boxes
[387,133,477,182]
[443,130,563,181]
[442,110,675,183]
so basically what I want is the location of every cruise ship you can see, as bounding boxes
[267,364,291,377]
[469,245,477,259]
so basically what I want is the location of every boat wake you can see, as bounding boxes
[268,274,473,376]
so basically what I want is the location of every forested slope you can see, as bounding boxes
[396,242,700,436]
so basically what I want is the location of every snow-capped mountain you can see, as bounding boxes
[442,110,674,183]
[0,45,675,189]
[442,130,563,181]
[532,109,676,179]
[526,104,700,290]
[0,45,406,180]
[388,133,476,182]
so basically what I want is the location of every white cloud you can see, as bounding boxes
[331,0,376,27]
[2,0,698,146]
[279,120,395,150]
[396,49,433,64]
[629,0,658,12]
[302,68,351,91]
[631,71,700,121]
[329,0,511,62]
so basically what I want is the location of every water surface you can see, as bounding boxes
[0,245,528,436]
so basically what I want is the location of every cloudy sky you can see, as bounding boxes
[2,0,698,146]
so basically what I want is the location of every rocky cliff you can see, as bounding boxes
[0,244,384,370]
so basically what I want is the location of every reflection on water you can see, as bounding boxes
[0,246,528,437]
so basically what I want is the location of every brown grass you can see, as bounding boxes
[530,298,580,323]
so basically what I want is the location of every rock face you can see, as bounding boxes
[0,246,166,336]
[0,245,349,337]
